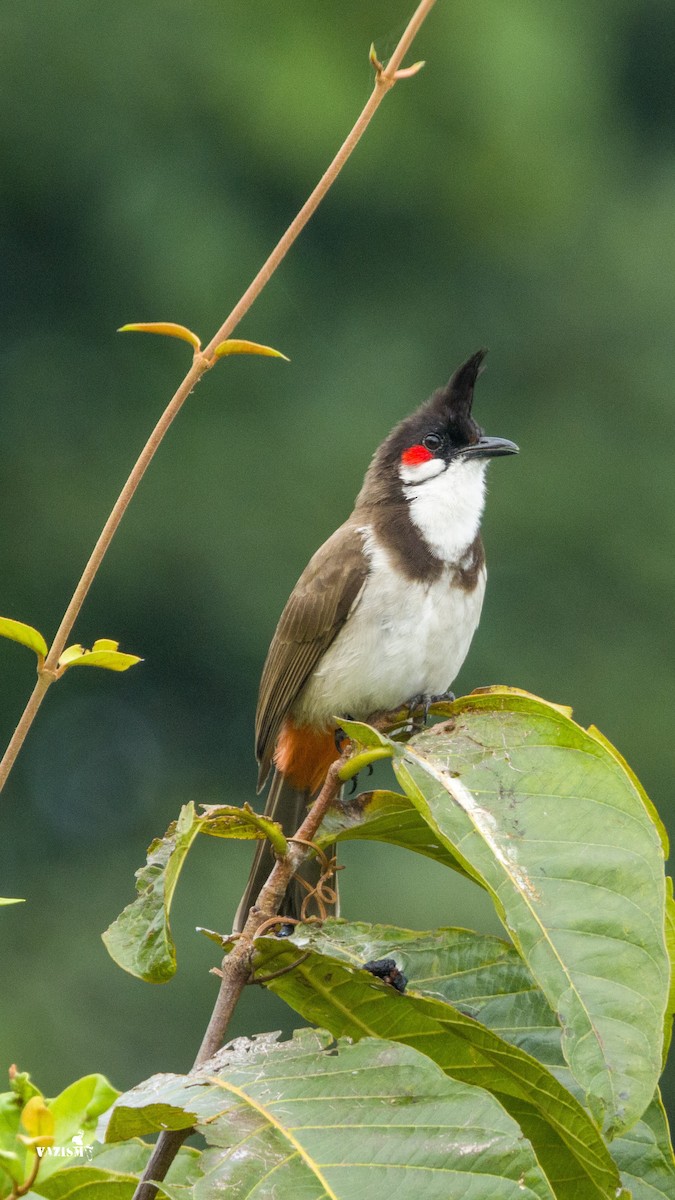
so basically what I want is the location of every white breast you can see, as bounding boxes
[404,457,488,562]
[294,528,486,725]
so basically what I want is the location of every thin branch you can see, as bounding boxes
[132,755,348,1200]
[0,0,437,797]
[250,951,312,985]
[0,674,51,790]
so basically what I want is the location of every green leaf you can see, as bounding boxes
[316,788,471,876]
[610,1092,675,1200]
[391,689,669,1136]
[335,717,394,749]
[30,1141,203,1200]
[118,322,201,351]
[10,1073,42,1107]
[20,1098,53,1141]
[49,1076,119,1143]
[199,803,288,855]
[88,1140,202,1188]
[101,796,293,982]
[195,926,230,951]
[663,878,675,1064]
[105,1028,556,1199]
[251,929,620,1200]
[58,641,142,673]
[0,617,48,660]
[307,920,565,1065]
[34,1173,191,1200]
[34,1168,137,1198]
[0,898,24,906]
[102,804,202,982]
[283,919,675,1198]
[0,1092,23,1185]
[212,338,289,361]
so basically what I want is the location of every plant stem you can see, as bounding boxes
[11,1150,41,1198]
[0,0,437,797]
[0,674,51,790]
[132,757,347,1200]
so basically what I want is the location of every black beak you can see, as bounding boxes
[460,436,519,460]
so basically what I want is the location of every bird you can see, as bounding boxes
[235,349,517,930]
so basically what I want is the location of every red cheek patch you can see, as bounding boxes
[401,444,434,467]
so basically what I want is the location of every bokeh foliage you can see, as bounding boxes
[1,0,674,1117]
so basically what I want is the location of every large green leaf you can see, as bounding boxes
[250,932,620,1199]
[289,919,674,1199]
[388,689,668,1136]
[105,1028,556,1199]
[297,919,562,1064]
[610,1093,675,1200]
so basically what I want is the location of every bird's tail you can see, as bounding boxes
[233,769,338,932]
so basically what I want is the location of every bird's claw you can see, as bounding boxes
[347,761,373,795]
[407,689,456,726]
[334,726,349,753]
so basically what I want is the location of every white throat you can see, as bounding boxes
[402,458,488,562]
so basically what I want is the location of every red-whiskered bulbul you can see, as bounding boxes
[235,349,517,930]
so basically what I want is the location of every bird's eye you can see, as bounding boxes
[423,433,442,452]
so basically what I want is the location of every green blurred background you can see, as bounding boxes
[1,0,674,1119]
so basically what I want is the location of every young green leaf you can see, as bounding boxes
[104,1028,556,1200]
[32,1165,139,1196]
[335,717,394,749]
[250,933,620,1200]
[118,322,201,351]
[57,641,142,674]
[199,803,287,855]
[0,898,25,906]
[391,690,669,1137]
[0,1090,25,1185]
[102,804,203,982]
[32,1141,202,1198]
[0,618,48,661]
[48,1076,119,1145]
[212,338,289,361]
[20,1099,53,1142]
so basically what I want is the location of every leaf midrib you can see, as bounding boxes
[401,747,618,1120]
[207,1076,337,1199]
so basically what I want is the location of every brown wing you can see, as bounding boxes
[255,520,369,787]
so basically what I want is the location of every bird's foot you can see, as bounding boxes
[346,761,374,796]
[334,726,348,754]
[333,715,355,755]
[407,689,456,726]
[334,720,375,794]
